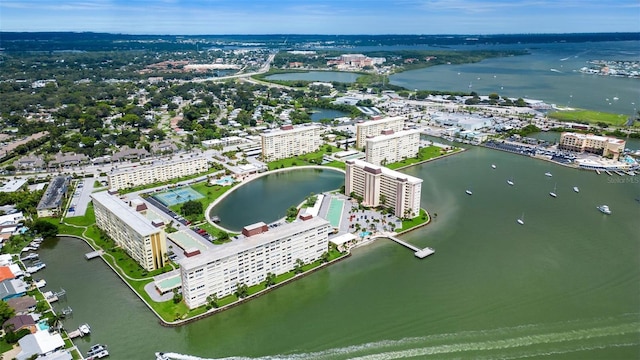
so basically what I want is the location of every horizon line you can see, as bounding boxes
[1,31,639,37]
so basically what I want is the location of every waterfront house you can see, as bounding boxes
[0,278,28,301]
[6,296,37,315]
[3,314,37,334]
[16,330,68,360]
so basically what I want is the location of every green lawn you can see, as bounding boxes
[395,208,430,232]
[387,146,456,170]
[548,109,634,127]
[267,145,344,170]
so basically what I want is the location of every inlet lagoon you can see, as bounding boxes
[39,147,640,359]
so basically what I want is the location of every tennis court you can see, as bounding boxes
[167,231,208,252]
[326,198,344,228]
[153,187,204,206]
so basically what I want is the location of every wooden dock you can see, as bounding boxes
[85,250,104,260]
[375,234,435,259]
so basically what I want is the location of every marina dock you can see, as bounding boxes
[85,250,104,260]
[374,234,436,259]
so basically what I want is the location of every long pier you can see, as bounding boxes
[373,234,435,258]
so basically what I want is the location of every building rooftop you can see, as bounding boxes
[36,176,70,210]
[260,124,322,138]
[347,159,423,185]
[91,191,162,237]
[355,116,405,128]
[179,217,330,271]
[365,129,421,144]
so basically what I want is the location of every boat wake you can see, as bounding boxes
[156,316,640,360]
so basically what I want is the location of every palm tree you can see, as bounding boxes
[294,259,305,274]
[264,272,276,287]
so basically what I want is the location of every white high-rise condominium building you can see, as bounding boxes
[355,116,405,149]
[91,191,167,271]
[108,156,208,191]
[365,129,421,166]
[260,125,323,162]
[179,216,331,309]
[345,159,422,219]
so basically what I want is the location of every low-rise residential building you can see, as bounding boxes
[47,152,89,169]
[345,159,422,219]
[179,216,331,309]
[108,156,208,191]
[111,146,150,162]
[559,132,626,161]
[36,176,71,218]
[91,191,167,271]
[260,125,323,162]
[16,331,68,360]
[6,296,37,315]
[355,116,405,149]
[365,129,420,165]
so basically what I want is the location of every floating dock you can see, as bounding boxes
[85,250,104,260]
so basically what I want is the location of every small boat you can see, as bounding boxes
[465,189,473,195]
[550,183,557,198]
[79,323,91,336]
[597,205,611,215]
[517,213,525,225]
[87,344,109,359]
[595,169,601,175]
[491,164,496,169]
[545,172,553,177]
[573,186,579,193]
[507,179,514,186]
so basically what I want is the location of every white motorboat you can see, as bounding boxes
[507,179,514,186]
[550,183,557,198]
[573,186,579,193]
[597,205,611,215]
[545,172,553,177]
[465,189,473,195]
[517,213,525,225]
[87,344,109,359]
[491,164,496,169]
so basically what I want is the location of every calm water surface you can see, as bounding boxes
[40,148,640,359]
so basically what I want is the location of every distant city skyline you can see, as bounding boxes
[1,0,639,35]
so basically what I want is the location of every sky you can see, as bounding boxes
[1,0,639,35]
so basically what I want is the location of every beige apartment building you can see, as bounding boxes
[355,116,405,149]
[365,129,421,165]
[559,132,625,160]
[345,159,422,219]
[91,191,167,271]
[179,216,331,309]
[260,125,323,162]
[108,156,208,191]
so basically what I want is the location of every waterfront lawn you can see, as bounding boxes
[63,203,95,227]
[548,109,632,127]
[267,145,343,170]
[387,146,456,170]
[395,209,430,232]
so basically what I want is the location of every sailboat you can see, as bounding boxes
[517,213,525,225]
[549,183,557,198]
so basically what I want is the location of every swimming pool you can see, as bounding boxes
[215,176,235,186]
[37,320,50,331]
